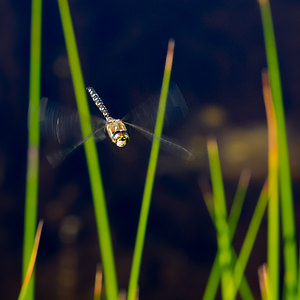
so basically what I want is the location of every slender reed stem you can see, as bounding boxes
[23,0,43,299]
[19,221,43,300]
[93,265,102,300]
[57,1,118,299]
[127,40,175,300]
[201,171,254,300]
[207,137,235,300]
[262,70,279,300]
[258,264,270,300]
[258,1,297,297]
[233,181,268,297]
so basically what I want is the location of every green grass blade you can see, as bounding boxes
[258,1,297,298]
[202,250,254,300]
[127,40,175,300]
[23,0,43,298]
[298,243,300,300]
[258,264,269,300]
[207,137,235,300]
[57,1,118,299]
[199,178,215,222]
[93,265,102,300]
[201,171,253,300]
[262,70,279,300]
[228,170,250,237]
[19,221,43,300]
[233,181,268,297]
[237,268,255,300]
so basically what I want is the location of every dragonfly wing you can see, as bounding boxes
[40,98,106,166]
[46,128,105,167]
[40,98,106,143]
[124,121,193,161]
[123,82,189,132]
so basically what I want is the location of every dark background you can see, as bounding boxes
[1,0,300,299]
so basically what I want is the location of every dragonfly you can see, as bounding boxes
[40,85,193,166]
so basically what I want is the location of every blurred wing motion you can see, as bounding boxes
[122,83,192,160]
[123,82,189,132]
[40,83,193,166]
[40,98,106,166]
[123,121,193,160]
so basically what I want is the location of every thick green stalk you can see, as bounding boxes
[23,0,43,299]
[127,40,175,300]
[258,1,297,298]
[57,1,118,299]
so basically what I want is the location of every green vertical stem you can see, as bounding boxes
[297,243,300,300]
[23,0,43,299]
[233,182,268,298]
[258,1,297,298]
[207,137,235,300]
[19,221,43,300]
[57,1,118,299]
[127,40,175,300]
[201,171,254,300]
[228,170,251,237]
[262,70,279,300]
[258,264,268,300]
[93,265,102,300]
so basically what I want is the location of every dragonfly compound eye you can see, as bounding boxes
[113,131,130,147]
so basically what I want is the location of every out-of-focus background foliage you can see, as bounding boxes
[1,0,300,299]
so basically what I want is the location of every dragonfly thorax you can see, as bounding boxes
[105,118,130,147]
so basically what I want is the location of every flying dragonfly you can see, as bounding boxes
[40,85,193,166]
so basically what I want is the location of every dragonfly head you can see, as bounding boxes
[106,119,130,147]
[112,131,130,147]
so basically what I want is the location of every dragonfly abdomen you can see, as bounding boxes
[86,87,111,121]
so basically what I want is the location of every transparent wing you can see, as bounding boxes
[123,83,189,133]
[124,121,194,161]
[45,127,105,167]
[40,98,106,166]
